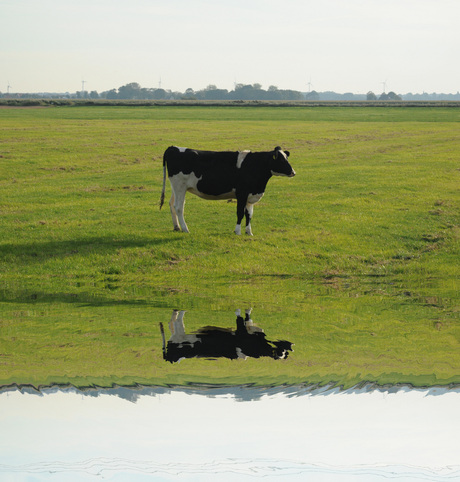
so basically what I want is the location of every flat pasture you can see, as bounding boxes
[0,105,458,389]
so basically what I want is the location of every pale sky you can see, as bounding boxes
[1,0,459,95]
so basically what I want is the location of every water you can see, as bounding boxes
[1,385,459,481]
[1,285,459,481]
[2,297,458,389]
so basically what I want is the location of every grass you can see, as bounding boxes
[0,105,459,389]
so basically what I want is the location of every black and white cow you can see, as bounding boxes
[160,309,293,363]
[159,146,295,235]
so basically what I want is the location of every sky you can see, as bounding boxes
[1,0,459,95]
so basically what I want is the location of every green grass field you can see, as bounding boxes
[0,105,459,389]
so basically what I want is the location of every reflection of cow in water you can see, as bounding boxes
[160,309,293,363]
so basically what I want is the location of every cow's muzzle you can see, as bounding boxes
[289,170,296,177]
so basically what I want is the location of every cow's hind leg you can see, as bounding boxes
[244,204,254,236]
[169,192,181,231]
[169,310,187,337]
[173,189,189,233]
[169,179,189,233]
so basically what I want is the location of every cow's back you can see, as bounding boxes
[164,147,239,178]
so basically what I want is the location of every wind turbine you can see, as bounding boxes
[381,79,387,93]
[307,78,313,93]
[7,81,11,94]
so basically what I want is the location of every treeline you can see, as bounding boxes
[99,82,304,101]
[2,81,460,101]
[102,85,460,101]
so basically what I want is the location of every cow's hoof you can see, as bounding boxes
[173,227,181,232]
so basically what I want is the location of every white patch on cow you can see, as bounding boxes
[190,188,236,201]
[247,192,264,204]
[245,204,254,236]
[174,146,187,153]
[175,171,236,200]
[272,170,296,177]
[168,172,202,233]
[236,347,248,359]
[169,170,239,233]
[271,149,296,177]
[236,150,250,169]
[234,224,242,235]
[246,323,263,335]
[169,310,199,345]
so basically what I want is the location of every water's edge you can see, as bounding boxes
[2,381,460,400]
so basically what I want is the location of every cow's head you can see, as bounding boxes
[270,146,296,177]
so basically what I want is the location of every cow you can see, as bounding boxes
[159,309,293,363]
[159,146,295,235]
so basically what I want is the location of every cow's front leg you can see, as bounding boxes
[245,204,254,236]
[235,196,246,235]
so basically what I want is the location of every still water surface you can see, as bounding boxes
[2,291,459,481]
[1,385,459,481]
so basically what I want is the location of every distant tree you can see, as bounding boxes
[305,90,320,101]
[277,89,304,101]
[105,89,118,99]
[141,88,156,99]
[231,84,256,100]
[151,88,167,100]
[89,91,99,99]
[367,91,377,100]
[387,91,402,100]
[253,83,262,90]
[197,87,229,100]
[267,87,283,100]
[378,92,401,101]
[118,82,142,99]
[182,88,196,100]
[342,92,355,100]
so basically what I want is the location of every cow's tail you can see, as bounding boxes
[159,322,166,354]
[159,154,167,210]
